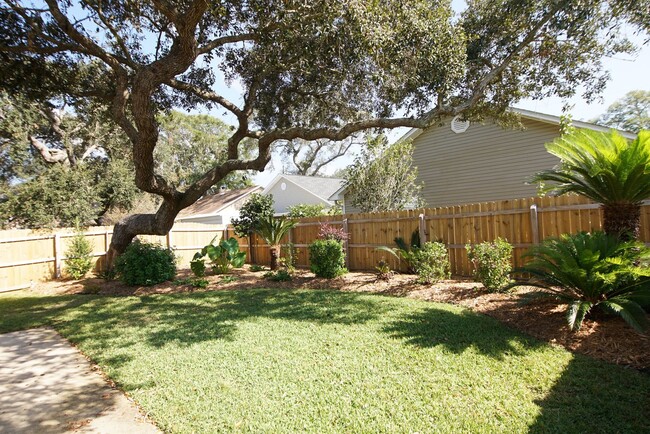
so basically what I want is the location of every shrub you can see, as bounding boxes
[376,229,420,273]
[249,264,266,272]
[410,242,450,284]
[309,239,347,278]
[317,224,349,242]
[466,238,513,292]
[263,269,292,281]
[279,243,298,272]
[64,232,94,279]
[375,258,394,281]
[115,241,177,286]
[514,231,650,332]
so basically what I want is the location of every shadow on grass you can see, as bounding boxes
[382,306,545,359]
[53,289,390,350]
[528,356,650,433]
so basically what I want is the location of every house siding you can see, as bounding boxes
[266,179,329,214]
[411,118,561,207]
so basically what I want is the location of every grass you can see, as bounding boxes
[1,288,648,433]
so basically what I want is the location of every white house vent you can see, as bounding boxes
[450,115,470,133]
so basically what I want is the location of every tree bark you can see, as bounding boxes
[602,202,641,241]
[105,199,180,267]
[269,245,280,270]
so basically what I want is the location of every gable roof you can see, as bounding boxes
[262,174,346,203]
[176,185,262,219]
[398,107,637,143]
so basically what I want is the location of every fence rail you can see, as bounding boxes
[234,195,650,276]
[2,195,649,292]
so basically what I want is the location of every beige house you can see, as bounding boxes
[175,186,262,225]
[332,108,634,211]
[263,174,345,214]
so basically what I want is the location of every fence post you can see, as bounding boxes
[54,233,62,278]
[530,204,539,244]
[342,218,350,269]
[166,228,173,249]
[418,213,427,244]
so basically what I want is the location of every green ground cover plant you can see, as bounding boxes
[0,289,648,433]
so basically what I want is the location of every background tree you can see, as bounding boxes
[277,137,360,176]
[0,92,139,227]
[156,111,255,191]
[595,90,650,133]
[345,137,425,213]
[2,0,648,262]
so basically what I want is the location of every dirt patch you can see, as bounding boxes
[26,266,650,371]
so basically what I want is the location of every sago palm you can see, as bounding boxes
[514,231,650,332]
[532,129,650,240]
[254,215,297,270]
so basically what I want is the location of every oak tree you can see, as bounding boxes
[1,0,647,263]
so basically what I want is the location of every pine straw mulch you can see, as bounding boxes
[27,266,650,372]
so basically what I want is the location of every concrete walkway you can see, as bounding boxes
[0,328,160,433]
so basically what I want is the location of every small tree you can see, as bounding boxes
[254,215,297,270]
[344,137,425,213]
[64,232,94,279]
[231,194,275,238]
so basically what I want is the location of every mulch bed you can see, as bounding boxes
[28,266,650,372]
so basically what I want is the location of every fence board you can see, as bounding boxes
[234,196,650,276]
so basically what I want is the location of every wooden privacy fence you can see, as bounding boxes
[234,195,650,276]
[0,222,224,292]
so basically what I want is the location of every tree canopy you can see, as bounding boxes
[1,0,648,258]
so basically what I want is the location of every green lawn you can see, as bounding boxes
[1,289,648,433]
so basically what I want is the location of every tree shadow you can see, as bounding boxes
[527,356,650,433]
[57,289,389,350]
[382,305,546,359]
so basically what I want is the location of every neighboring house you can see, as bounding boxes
[262,174,345,214]
[175,186,262,225]
[331,108,635,211]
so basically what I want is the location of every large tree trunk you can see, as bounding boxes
[602,202,641,241]
[105,199,179,267]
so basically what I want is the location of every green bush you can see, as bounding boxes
[115,241,177,286]
[249,264,266,272]
[309,239,347,278]
[466,238,513,292]
[514,231,650,332]
[410,242,450,284]
[64,232,94,279]
[263,269,292,282]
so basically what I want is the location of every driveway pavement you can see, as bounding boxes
[0,328,160,433]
